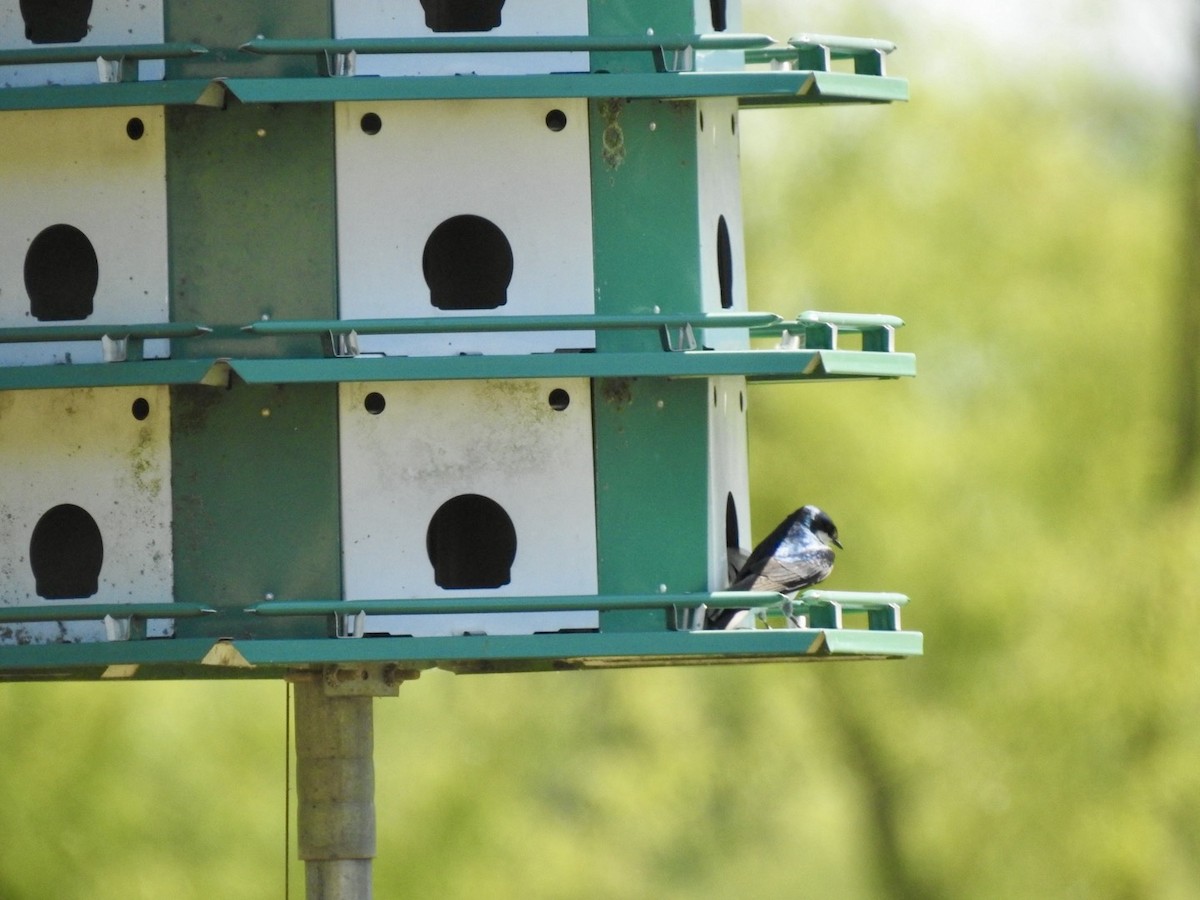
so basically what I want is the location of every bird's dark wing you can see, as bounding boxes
[737,513,799,574]
[705,546,834,630]
[728,546,834,594]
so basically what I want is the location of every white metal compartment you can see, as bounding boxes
[0,107,169,365]
[696,97,749,352]
[0,386,174,644]
[339,378,599,637]
[707,376,751,593]
[333,0,587,76]
[335,98,595,357]
[0,0,165,87]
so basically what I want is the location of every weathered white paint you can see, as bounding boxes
[332,0,587,76]
[339,378,598,636]
[0,106,169,365]
[695,97,749,352]
[706,376,750,595]
[335,98,595,356]
[0,386,174,643]
[0,1,164,87]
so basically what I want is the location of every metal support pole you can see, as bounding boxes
[293,665,412,900]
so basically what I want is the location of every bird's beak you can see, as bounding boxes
[832,537,844,549]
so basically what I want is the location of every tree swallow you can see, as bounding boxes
[705,504,842,630]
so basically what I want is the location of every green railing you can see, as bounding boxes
[0,30,907,109]
[745,34,896,75]
[0,311,913,388]
[240,32,774,74]
[246,590,785,619]
[750,311,904,352]
[246,588,909,634]
[0,42,206,82]
[768,590,909,631]
[0,603,214,624]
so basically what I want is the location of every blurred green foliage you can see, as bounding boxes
[1,11,1197,900]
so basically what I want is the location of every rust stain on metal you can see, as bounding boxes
[600,377,633,409]
[599,99,626,169]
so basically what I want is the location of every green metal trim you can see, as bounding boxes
[0,638,223,674]
[763,590,910,630]
[241,33,774,53]
[819,629,924,657]
[808,349,916,378]
[246,591,790,617]
[234,629,924,668]
[799,589,909,608]
[751,311,905,353]
[0,359,220,391]
[209,350,914,384]
[0,78,223,112]
[0,349,914,392]
[213,70,906,106]
[0,323,211,344]
[788,33,899,55]
[746,33,897,75]
[753,311,905,333]
[239,32,775,62]
[245,312,781,336]
[0,603,215,624]
[0,628,922,679]
[736,71,907,106]
[169,384,342,641]
[0,42,207,67]
[0,71,906,112]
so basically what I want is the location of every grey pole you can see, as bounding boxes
[293,665,415,900]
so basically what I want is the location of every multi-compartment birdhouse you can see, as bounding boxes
[0,0,921,681]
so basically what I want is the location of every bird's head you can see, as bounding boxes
[801,504,843,550]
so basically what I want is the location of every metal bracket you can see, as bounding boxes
[320,49,357,77]
[775,328,803,351]
[103,615,130,642]
[328,330,360,358]
[96,55,134,83]
[652,44,695,73]
[101,335,128,362]
[313,663,421,697]
[661,321,698,351]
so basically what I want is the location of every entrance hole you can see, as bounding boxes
[20,0,92,43]
[716,215,733,309]
[419,0,504,32]
[25,224,99,322]
[426,494,516,589]
[30,503,103,600]
[709,0,727,32]
[423,215,514,311]
[725,492,740,553]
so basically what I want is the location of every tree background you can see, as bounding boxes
[1,1,1197,897]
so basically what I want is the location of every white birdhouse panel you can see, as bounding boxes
[336,99,595,356]
[0,0,164,87]
[339,379,599,637]
[0,107,169,366]
[695,97,749,351]
[333,0,587,76]
[706,377,750,595]
[0,386,173,644]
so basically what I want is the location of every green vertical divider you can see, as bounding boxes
[170,384,341,639]
[165,0,329,79]
[593,378,711,631]
[164,1,339,640]
[588,0,697,72]
[590,2,710,631]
